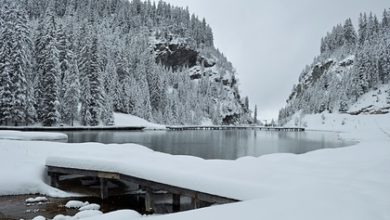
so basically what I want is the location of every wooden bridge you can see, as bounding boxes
[167,126,305,132]
[47,165,238,213]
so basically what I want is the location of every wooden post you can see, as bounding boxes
[145,191,154,213]
[100,178,108,200]
[172,194,180,212]
[191,197,199,209]
[49,173,59,188]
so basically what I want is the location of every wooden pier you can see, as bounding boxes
[167,126,305,132]
[47,166,238,213]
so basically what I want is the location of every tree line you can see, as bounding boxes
[0,0,248,126]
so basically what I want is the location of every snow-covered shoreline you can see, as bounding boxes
[0,113,389,220]
[0,130,68,141]
[0,113,166,131]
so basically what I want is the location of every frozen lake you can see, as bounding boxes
[64,130,353,160]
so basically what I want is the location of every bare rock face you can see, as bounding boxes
[155,43,215,71]
[155,43,198,71]
[152,37,250,125]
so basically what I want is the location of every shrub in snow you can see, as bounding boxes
[32,216,45,220]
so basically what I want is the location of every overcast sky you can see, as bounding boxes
[164,0,389,120]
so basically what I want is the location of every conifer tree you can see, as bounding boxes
[0,64,13,126]
[0,4,14,126]
[358,13,368,45]
[79,18,106,126]
[343,18,357,49]
[0,3,35,125]
[39,16,61,126]
[254,105,258,125]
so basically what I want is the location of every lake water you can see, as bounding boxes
[64,130,353,160]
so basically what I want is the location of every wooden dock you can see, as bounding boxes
[47,165,238,213]
[0,126,145,132]
[167,126,305,132]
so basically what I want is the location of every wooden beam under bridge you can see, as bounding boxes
[47,165,238,212]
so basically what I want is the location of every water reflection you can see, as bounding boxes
[63,130,353,160]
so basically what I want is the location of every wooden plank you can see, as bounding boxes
[172,194,180,212]
[144,191,154,213]
[100,178,108,200]
[98,172,120,180]
[47,166,238,205]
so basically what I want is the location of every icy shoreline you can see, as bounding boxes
[0,114,389,219]
[0,130,68,141]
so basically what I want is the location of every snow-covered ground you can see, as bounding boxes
[113,113,166,130]
[0,114,389,219]
[348,84,390,114]
[0,130,68,141]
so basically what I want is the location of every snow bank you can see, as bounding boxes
[79,204,100,211]
[1,114,390,219]
[73,210,102,219]
[113,113,166,130]
[65,200,90,209]
[81,210,141,220]
[0,130,68,141]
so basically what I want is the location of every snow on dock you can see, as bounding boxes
[167,125,305,132]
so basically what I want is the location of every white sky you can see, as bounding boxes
[164,0,389,121]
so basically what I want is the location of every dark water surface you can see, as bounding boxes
[63,130,353,160]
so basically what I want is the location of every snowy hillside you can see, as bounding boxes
[279,10,390,124]
[0,0,251,127]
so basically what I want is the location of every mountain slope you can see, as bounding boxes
[279,10,390,125]
[0,0,250,126]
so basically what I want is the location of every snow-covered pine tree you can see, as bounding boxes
[101,57,117,126]
[62,60,80,126]
[0,3,14,126]
[254,105,258,124]
[39,16,61,126]
[62,30,80,126]
[0,64,13,126]
[78,18,106,126]
[134,56,152,121]
[146,52,164,115]
[88,31,105,126]
[244,96,250,113]
[56,23,69,118]
[6,3,34,125]
[104,57,120,112]
[358,13,368,46]
[79,78,92,126]
[343,18,357,51]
